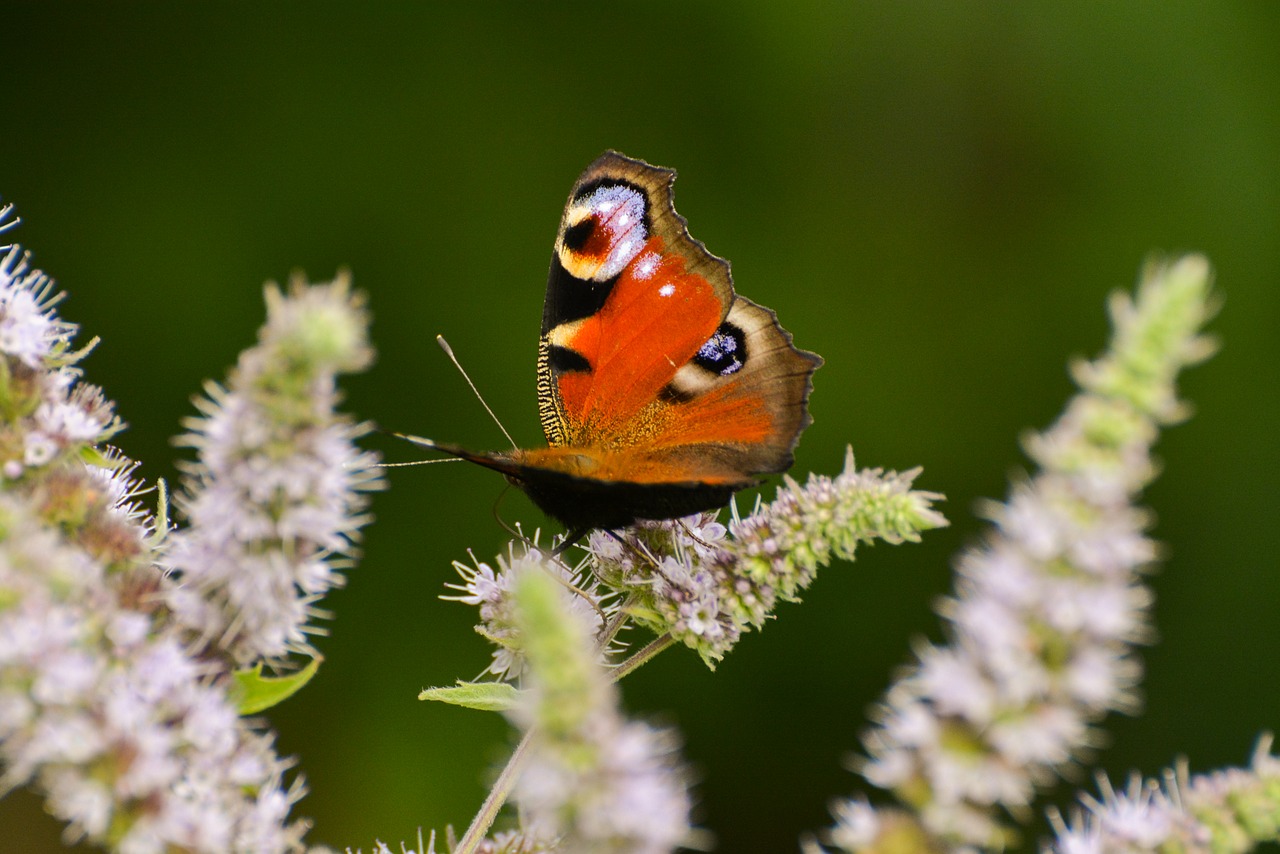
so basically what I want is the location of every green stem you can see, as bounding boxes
[599,592,639,648]
[611,633,675,682]
[453,725,536,854]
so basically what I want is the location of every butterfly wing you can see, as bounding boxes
[536,151,821,478]
[413,152,820,534]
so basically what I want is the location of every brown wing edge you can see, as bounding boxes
[577,150,737,318]
[686,294,823,477]
[753,295,824,464]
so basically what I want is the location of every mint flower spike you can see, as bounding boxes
[0,490,309,854]
[0,212,340,853]
[445,535,620,683]
[164,272,383,666]
[498,562,694,854]
[585,450,947,667]
[824,256,1217,852]
[1049,734,1280,854]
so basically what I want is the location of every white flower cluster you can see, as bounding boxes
[516,720,691,854]
[0,227,71,370]
[0,203,386,850]
[582,455,946,667]
[503,564,693,854]
[446,541,617,682]
[1048,735,1280,854]
[827,256,1217,851]
[855,472,1157,844]
[0,494,307,852]
[164,275,382,664]
[0,238,122,477]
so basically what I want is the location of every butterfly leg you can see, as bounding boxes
[600,528,663,571]
[551,528,591,556]
[677,518,723,555]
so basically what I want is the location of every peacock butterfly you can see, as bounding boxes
[411,151,822,541]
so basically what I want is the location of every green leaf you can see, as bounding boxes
[419,680,521,712]
[232,657,321,715]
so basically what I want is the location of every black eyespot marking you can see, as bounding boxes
[562,218,596,252]
[694,323,746,376]
[548,345,591,374]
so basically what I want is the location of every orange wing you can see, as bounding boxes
[536,151,820,480]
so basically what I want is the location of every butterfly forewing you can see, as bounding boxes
[536,151,820,477]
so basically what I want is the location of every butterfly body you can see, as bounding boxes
[422,441,753,531]
[418,151,821,536]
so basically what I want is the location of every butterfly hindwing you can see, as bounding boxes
[538,152,733,447]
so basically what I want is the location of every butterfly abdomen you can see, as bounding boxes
[515,465,746,531]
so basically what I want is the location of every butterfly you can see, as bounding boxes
[410,151,821,543]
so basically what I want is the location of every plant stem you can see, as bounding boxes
[453,725,536,854]
[611,633,675,682]
[598,592,638,648]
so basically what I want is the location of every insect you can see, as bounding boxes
[410,151,821,544]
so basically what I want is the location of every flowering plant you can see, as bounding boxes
[1,195,1264,854]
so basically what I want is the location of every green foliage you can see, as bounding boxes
[232,658,322,715]
[420,681,521,713]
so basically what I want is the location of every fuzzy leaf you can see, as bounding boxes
[420,680,520,712]
[232,657,321,715]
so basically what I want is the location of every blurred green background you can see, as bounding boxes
[3,3,1278,851]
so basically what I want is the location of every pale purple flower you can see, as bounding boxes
[0,225,73,369]
[506,563,693,854]
[164,274,382,664]
[0,237,121,480]
[824,256,1217,852]
[1050,776,1183,854]
[446,540,618,682]
[1048,738,1280,853]
[583,458,946,667]
[829,798,880,852]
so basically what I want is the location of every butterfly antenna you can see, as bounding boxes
[376,457,463,468]
[551,529,590,556]
[436,334,517,449]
